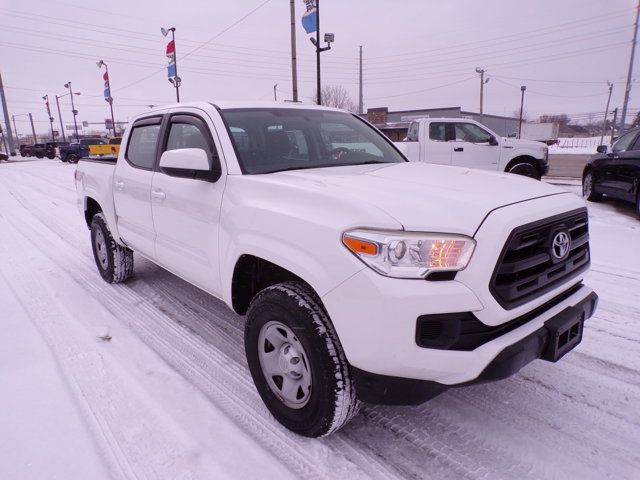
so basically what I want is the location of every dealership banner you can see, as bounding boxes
[103,71,111,99]
[301,0,317,34]
[166,40,177,78]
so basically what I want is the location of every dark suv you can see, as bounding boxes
[582,127,640,218]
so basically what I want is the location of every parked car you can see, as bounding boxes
[582,127,640,218]
[31,143,47,158]
[19,144,31,157]
[44,141,68,159]
[0,152,7,162]
[59,138,105,163]
[396,118,549,179]
[75,102,597,437]
[52,141,70,159]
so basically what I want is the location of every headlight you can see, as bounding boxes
[342,229,476,279]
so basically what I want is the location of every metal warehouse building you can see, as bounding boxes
[364,107,521,141]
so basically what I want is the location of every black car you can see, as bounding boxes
[582,127,640,218]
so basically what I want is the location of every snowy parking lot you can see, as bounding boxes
[1,159,639,480]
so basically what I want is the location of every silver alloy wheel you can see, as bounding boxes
[258,321,312,409]
[583,173,593,198]
[94,229,109,270]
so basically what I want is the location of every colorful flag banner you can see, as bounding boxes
[166,40,177,78]
[301,0,317,34]
[103,71,111,99]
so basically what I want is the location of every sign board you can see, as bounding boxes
[52,130,59,136]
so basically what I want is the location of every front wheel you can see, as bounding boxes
[508,162,541,180]
[245,282,359,437]
[582,171,602,202]
[90,213,134,283]
[67,153,79,163]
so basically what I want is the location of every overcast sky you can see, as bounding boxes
[1,0,637,135]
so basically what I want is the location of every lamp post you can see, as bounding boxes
[600,81,614,145]
[309,0,334,105]
[518,85,527,139]
[63,82,79,140]
[161,26,181,102]
[96,60,117,137]
[42,95,56,142]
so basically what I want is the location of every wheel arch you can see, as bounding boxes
[230,254,317,315]
[84,196,103,228]
[504,155,539,173]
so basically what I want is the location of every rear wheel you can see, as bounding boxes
[582,171,602,202]
[245,281,359,437]
[67,153,79,163]
[635,190,640,219]
[508,162,541,180]
[90,213,134,283]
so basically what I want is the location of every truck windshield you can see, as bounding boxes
[220,108,406,174]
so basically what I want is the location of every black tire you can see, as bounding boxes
[67,153,79,164]
[90,213,134,283]
[635,190,640,219]
[507,162,541,180]
[46,153,55,159]
[582,171,602,202]
[245,281,359,437]
[20,153,25,157]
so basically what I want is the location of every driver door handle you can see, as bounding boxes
[151,189,166,201]
[114,180,125,191]
[454,147,464,152]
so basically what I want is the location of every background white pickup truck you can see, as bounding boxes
[75,101,596,438]
[396,117,549,179]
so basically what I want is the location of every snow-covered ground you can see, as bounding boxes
[1,159,639,480]
[549,136,610,155]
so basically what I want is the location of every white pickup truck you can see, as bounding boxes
[396,117,549,179]
[75,101,597,437]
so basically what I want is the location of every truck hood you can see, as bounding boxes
[268,162,566,236]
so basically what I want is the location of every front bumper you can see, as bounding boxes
[353,290,598,405]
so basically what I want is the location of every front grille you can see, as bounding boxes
[490,208,590,310]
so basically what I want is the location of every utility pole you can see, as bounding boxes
[0,70,16,155]
[518,85,526,139]
[12,114,18,145]
[64,82,79,140]
[621,0,640,135]
[475,67,489,123]
[273,83,278,101]
[97,60,116,137]
[358,45,364,114]
[55,95,66,142]
[610,107,619,145]
[28,113,37,142]
[600,81,614,145]
[290,0,298,102]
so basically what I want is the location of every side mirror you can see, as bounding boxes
[159,148,220,182]
[488,136,499,146]
[596,145,608,154]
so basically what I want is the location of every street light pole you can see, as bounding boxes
[289,0,299,102]
[273,83,278,101]
[64,82,79,140]
[518,85,527,139]
[162,27,181,102]
[309,0,333,105]
[12,114,19,146]
[55,95,66,142]
[600,81,613,145]
[42,95,56,142]
[97,60,117,137]
[28,113,37,142]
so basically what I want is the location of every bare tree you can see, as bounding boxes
[512,109,528,121]
[312,85,357,112]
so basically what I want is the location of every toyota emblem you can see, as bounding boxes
[551,231,571,260]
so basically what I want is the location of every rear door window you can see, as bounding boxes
[126,123,161,169]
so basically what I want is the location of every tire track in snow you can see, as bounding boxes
[0,172,396,479]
